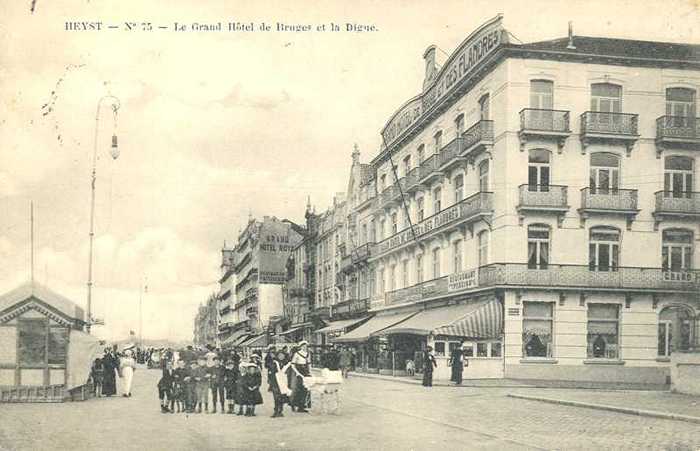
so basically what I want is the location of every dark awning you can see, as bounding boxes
[315,316,371,334]
[333,310,418,343]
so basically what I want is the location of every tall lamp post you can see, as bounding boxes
[86,95,121,334]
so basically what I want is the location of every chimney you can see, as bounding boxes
[567,21,576,50]
[423,45,437,89]
[351,143,360,164]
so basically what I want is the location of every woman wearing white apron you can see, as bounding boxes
[120,349,137,397]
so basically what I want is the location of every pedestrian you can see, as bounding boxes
[269,350,292,418]
[241,363,263,416]
[264,345,276,391]
[449,343,465,385]
[204,345,217,368]
[101,347,119,397]
[171,360,185,413]
[222,359,239,414]
[235,361,246,416]
[194,355,209,413]
[158,360,175,413]
[339,346,352,378]
[209,356,226,414]
[326,345,341,371]
[183,360,198,413]
[422,346,437,387]
[290,341,311,413]
[90,357,104,397]
[120,349,137,397]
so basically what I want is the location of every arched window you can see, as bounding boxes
[433,186,442,214]
[478,230,489,266]
[479,94,490,120]
[658,305,695,357]
[455,113,465,137]
[590,152,620,194]
[479,160,490,192]
[453,239,463,273]
[664,156,693,199]
[662,229,693,271]
[666,87,696,121]
[528,224,550,270]
[402,154,412,177]
[433,130,443,153]
[417,144,425,165]
[528,149,551,192]
[589,226,620,272]
[454,174,464,202]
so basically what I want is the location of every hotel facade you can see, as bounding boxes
[329,16,700,385]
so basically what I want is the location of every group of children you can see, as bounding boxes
[157,354,264,416]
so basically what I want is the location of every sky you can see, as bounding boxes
[1,0,699,342]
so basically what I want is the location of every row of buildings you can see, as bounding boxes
[196,15,700,385]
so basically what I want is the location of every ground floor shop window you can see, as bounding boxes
[522,302,553,358]
[434,338,502,358]
[587,304,620,359]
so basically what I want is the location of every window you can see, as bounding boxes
[416,254,424,283]
[587,304,620,359]
[491,342,502,357]
[433,187,442,214]
[522,302,553,358]
[18,319,47,366]
[658,306,694,357]
[434,341,446,356]
[369,269,376,296]
[416,197,425,222]
[589,226,620,272]
[48,328,69,365]
[527,224,550,270]
[359,271,367,298]
[432,248,441,279]
[417,144,425,165]
[369,219,376,243]
[664,156,693,199]
[391,212,398,234]
[479,94,490,120]
[528,149,550,192]
[666,88,696,126]
[379,219,386,241]
[479,160,489,192]
[402,260,409,288]
[379,268,385,294]
[591,83,622,113]
[380,173,387,191]
[434,130,443,153]
[453,240,463,273]
[662,229,693,271]
[478,230,489,266]
[454,175,464,202]
[530,80,554,109]
[455,113,465,136]
[476,342,488,357]
[361,224,367,245]
[590,153,620,194]
[402,155,412,177]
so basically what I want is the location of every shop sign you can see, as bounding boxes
[448,268,479,292]
[662,271,699,283]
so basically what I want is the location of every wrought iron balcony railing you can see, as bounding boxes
[418,154,441,184]
[438,137,465,169]
[374,192,493,256]
[385,276,449,306]
[518,184,568,209]
[581,111,639,136]
[404,166,421,192]
[461,120,494,154]
[656,116,700,143]
[654,191,700,217]
[520,109,571,133]
[580,187,638,212]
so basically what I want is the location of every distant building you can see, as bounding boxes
[216,247,237,346]
[193,295,217,347]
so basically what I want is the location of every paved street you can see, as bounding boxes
[1,369,700,451]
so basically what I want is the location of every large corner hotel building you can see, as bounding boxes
[333,15,700,385]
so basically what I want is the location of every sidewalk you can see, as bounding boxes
[507,389,700,425]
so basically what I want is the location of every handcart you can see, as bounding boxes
[303,369,343,415]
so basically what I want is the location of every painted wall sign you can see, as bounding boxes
[448,268,479,292]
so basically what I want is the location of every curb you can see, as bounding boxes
[507,393,700,425]
[345,371,536,388]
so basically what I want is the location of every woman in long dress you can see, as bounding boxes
[422,346,437,387]
[120,349,137,397]
[449,344,464,385]
[101,347,118,396]
[290,341,310,413]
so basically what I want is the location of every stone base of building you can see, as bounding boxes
[670,351,700,395]
[506,363,669,387]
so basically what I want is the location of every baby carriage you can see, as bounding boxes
[303,369,343,415]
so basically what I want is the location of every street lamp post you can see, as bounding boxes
[86,95,121,334]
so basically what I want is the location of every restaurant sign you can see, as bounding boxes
[380,15,506,147]
[663,271,700,283]
[448,268,479,292]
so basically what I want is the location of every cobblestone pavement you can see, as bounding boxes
[1,369,699,451]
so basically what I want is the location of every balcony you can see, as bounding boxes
[479,263,700,294]
[460,120,494,158]
[417,154,442,185]
[379,185,399,209]
[518,109,571,153]
[385,277,449,306]
[404,167,421,193]
[653,191,700,229]
[373,192,493,257]
[655,116,700,155]
[438,137,468,172]
[516,184,569,226]
[341,242,373,273]
[579,187,639,229]
[331,298,370,318]
[580,112,639,155]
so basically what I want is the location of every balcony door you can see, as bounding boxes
[589,226,620,272]
[664,156,693,199]
[590,153,620,195]
[530,80,554,128]
[590,83,622,131]
[479,94,490,121]
[658,305,694,358]
[662,229,693,272]
[666,88,696,129]
[528,149,551,192]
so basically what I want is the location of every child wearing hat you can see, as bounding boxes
[222,359,239,414]
[194,355,209,413]
[241,362,263,416]
[171,360,186,413]
[235,362,247,415]
[208,356,226,414]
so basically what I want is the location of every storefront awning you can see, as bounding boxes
[333,311,418,343]
[315,316,371,335]
[277,326,304,336]
[239,334,270,348]
[371,301,490,337]
[433,299,503,339]
[221,330,249,348]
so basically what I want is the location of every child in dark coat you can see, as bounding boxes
[223,360,239,414]
[90,358,104,397]
[241,363,263,416]
[171,360,185,413]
